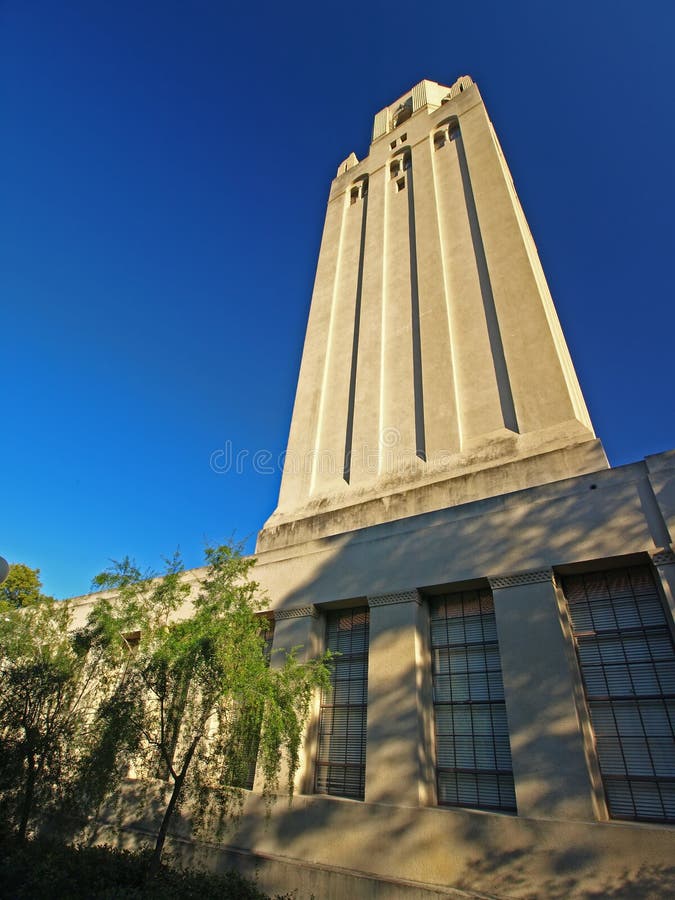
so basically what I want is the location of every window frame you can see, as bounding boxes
[429,588,517,814]
[314,606,370,801]
[560,564,675,824]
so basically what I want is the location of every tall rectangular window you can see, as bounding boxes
[315,607,369,800]
[430,589,516,812]
[562,566,675,822]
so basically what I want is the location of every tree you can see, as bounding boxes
[0,561,146,840]
[0,593,121,839]
[0,562,55,609]
[87,544,331,873]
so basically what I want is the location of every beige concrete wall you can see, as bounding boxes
[68,450,675,897]
[365,591,435,807]
[255,457,669,610]
[257,438,608,550]
[491,572,596,821]
[96,781,675,899]
[275,186,344,512]
[430,113,505,448]
[415,127,461,460]
[349,167,385,488]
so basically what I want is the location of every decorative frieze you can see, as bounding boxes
[488,569,554,590]
[274,605,319,621]
[651,549,675,567]
[368,590,421,608]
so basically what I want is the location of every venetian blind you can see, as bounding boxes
[315,607,369,800]
[562,566,675,822]
[430,589,516,812]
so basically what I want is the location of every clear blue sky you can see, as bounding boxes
[1,1,673,599]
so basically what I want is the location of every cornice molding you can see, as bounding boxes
[488,569,554,590]
[274,606,319,621]
[368,590,421,608]
[651,549,675,567]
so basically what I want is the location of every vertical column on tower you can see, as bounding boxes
[348,165,386,487]
[276,190,346,513]
[458,99,594,438]
[380,150,425,475]
[411,132,461,463]
[431,117,517,447]
[311,177,370,494]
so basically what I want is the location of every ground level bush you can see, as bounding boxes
[0,835,290,899]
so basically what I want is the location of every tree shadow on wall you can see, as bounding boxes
[94,473,675,898]
[238,483,674,898]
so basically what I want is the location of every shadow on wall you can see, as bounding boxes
[233,478,674,897]
[87,470,674,898]
[92,776,675,900]
[273,471,657,612]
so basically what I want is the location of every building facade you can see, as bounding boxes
[86,78,675,897]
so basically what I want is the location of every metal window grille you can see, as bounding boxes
[562,566,675,823]
[315,607,369,800]
[430,589,516,812]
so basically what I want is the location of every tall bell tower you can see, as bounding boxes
[258,77,607,552]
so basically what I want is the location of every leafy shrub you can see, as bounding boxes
[0,837,291,899]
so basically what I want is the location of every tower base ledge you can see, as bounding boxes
[257,436,608,552]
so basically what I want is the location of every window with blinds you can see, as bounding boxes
[562,566,675,823]
[315,607,369,800]
[430,589,516,813]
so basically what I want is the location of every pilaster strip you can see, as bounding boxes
[274,606,319,621]
[488,569,554,590]
[651,549,675,567]
[368,590,421,608]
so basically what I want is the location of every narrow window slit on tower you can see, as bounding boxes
[404,155,426,460]
[397,177,405,191]
[343,176,368,483]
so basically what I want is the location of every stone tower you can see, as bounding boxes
[71,75,675,900]
[258,77,607,552]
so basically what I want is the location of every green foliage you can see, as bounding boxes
[0,543,331,871]
[82,543,332,868]
[0,591,128,838]
[0,562,55,609]
[0,836,289,899]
